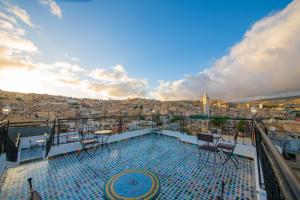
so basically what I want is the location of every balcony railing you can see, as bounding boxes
[254,120,300,200]
[0,120,20,162]
[45,120,56,158]
[54,115,254,146]
[4,115,300,199]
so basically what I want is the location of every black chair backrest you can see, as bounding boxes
[211,129,218,134]
[233,130,239,143]
[78,130,85,139]
[197,134,214,143]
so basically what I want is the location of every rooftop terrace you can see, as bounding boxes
[0,115,300,200]
[1,133,256,199]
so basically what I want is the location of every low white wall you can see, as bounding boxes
[47,128,153,157]
[48,129,255,159]
[161,130,255,158]
[20,135,47,149]
[253,150,267,200]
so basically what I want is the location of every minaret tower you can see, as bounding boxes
[202,93,210,116]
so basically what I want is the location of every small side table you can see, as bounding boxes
[36,139,46,150]
[94,130,112,145]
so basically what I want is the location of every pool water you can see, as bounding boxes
[0,133,256,199]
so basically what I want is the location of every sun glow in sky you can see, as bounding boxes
[1,0,299,100]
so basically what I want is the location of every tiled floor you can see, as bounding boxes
[0,134,256,200]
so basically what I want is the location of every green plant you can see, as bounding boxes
[169,116,183,123]
[138,115,145,120]
[236,120,246,132]
[211,116,228,128]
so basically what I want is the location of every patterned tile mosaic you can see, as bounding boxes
[0,134,256,200]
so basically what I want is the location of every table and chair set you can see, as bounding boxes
[29,133,48,151]
[197,129,239,168]
[77,129,113,161]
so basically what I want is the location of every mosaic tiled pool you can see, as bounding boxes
[0,134,256,200]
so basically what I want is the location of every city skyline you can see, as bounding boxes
[1,0,299,101]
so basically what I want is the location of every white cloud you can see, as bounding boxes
[39,0,62,18]
[86,65,148,98]
[65,54,80,62]
[0,5,37,70]
[0,12,17,25]
[2,0,299,101]
[89,65,129,82]
[0,62,148,99]
[87,74,148,98]
[154,0,300,101]
[3,1,35,27]
[0,31,37,52]
[0,1,148,99]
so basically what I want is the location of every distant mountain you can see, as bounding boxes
[246,95,300,106]
[259,95,300,101]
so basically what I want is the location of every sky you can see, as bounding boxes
[0,0,299,101]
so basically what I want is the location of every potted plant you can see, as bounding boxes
[211,116,228,129]
[235,120,246,137]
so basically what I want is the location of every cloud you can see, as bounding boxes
[39,0,62,18]
[0,6,37,70]
[2,0,299,101]
[0,2,148,99]
[0,31,37,52]
[86,65,148,98]
[87,75,148,98]
[36,61,85,86]
[0,12,17,25]
[89,65,129,82]
[0,62,148,99]
[65,54,80,62]
[154,0,300,101]
[32,62,148,99]
[3,1,35,27]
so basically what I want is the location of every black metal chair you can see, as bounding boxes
[217,130,239,168]
[197,133,219,164]
[77,130,98,161]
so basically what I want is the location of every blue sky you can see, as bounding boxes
[1,0,299,100]
[15,0,291,84]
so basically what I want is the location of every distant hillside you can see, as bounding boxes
[259,95,300,101]
[247,95,300,105]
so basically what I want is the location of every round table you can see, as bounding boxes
[95,130,113,135]
[36,139,46,150]
[104,169,160,200]
[94,130,112,144]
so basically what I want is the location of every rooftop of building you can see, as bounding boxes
[0,115,300,200]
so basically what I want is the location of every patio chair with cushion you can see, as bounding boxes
[217,130,239,168]
[197,133,220,164]
[77,130,98,161]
